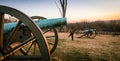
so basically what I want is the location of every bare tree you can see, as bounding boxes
[56,0,67,17]
[56,0,68,32]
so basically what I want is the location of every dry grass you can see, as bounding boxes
[51,33,120,61]
[5,32,120,61]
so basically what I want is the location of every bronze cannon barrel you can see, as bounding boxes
[4,18,67,34]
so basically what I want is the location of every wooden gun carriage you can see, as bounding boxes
[0,5,67,61]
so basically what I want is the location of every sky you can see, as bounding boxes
[0,0,120,22]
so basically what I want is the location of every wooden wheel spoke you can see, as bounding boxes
[0,13,4,48]
[4,21,22,49]
[5,36,35,54]
[33,41,36,55]
[26,40,35,53]
[20,40,37,55]
[20,48,28,55]
[15,37,36,56]
[46,36,55,38]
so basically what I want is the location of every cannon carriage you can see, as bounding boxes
[0,5,67,61]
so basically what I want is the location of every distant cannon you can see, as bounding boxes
[77,29,97,39]
[69,29,97,40]
[0,5,67,61]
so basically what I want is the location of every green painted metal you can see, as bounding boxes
[36,18,67,29]
[4,18,67,34]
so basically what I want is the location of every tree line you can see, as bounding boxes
[57,20,120,33]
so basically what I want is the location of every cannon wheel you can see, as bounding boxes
[31,16,58,54]
[0,5,50,61]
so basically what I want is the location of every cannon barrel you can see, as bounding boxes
[4,18,67,34]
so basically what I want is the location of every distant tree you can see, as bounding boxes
[56,0,68,32]
[56,0,67,17]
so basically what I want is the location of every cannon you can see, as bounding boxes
[69,29,96,40]
[0,5,67,61]
[77,29,97,39]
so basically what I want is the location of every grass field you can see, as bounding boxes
[51,32,120,61]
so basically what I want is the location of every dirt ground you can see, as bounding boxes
[51,32,120,61]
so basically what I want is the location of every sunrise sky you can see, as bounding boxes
[0,0,120,22]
